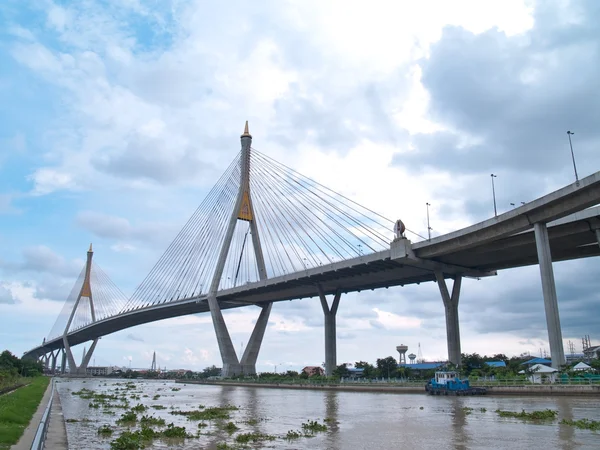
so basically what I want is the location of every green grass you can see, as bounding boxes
[0,377,50,449]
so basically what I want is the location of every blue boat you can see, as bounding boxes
[425,371,487,396]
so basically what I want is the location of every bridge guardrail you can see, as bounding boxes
[31,378,55,450]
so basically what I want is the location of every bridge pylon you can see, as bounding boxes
[206,122,272,377]
[62,244,99,376]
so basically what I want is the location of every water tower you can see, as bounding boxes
[408,353,416,364]
[396,344,408,365]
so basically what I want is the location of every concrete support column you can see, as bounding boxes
[207,295,241,377]
[318,285,341,377]
[51,351,57,374]
[534,222,565,369]
[595,229,600,247]
[80,339,98,373]
[240,303,272,375]
[435,272,462,367]
[61,349,67,374]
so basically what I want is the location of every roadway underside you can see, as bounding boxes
[28,210,600,359]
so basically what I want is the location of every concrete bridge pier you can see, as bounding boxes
[62,337,98,375]
[318,285,341,377]
[60,349,66,374]
[534,222,565,369]
[240,303,272,376]
[50,351,57,374]
[596,229,600,247]
[435,272,462,367]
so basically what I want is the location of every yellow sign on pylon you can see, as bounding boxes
[238,191,253,221]
[81,280,92,298]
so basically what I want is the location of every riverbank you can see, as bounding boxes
[0,377,49,450]
[177,380,600,396]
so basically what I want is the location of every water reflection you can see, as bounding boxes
[451,399,468,450]
[57,379,600,450]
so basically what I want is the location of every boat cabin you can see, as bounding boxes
[434,371,459,385]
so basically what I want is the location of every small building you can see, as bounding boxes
[519,363,558,384]
[346,368,364,378]
[86,366,114,376]
[302,366,324,377]
[572,362,592,371]
[398,362,444,371]
[521,358,552,367]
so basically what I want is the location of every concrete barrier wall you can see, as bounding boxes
[180,380,600,396]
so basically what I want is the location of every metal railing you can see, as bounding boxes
[31,378,55,450]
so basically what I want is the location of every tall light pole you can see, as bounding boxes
[426,202,432,240]
[490,174,498,217]
[567,131,579,186]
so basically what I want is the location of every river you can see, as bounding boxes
[56,378,599,449]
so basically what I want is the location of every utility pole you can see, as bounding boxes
[426,202,432,240]
[490,174,498,217]
[567,131,579,186]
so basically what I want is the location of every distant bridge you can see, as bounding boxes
[26,123,600,375]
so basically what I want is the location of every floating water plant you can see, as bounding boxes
[495,409,557,420]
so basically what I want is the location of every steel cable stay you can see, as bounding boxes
[251,162,354,262]
[253,175,328,269]
[134,165,239,309]
[121,154,241,312]
[164,177,239,303]
[250,175,310,273]
[255,153,391,250]
[253,158,381,255]
[252,149,398,232]
[251,161,350,267]
[173,182,237,299]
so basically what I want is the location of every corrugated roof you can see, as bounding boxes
[398,362,444,370]
[485,361,507,368]
[522,358,551,365]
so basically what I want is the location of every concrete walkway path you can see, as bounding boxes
[11,379,68,450]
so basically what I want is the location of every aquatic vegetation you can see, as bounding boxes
[197,422,208,428]
[98,424,114,436]
[222,421,239,433]
[139,415,166,426]
[171,406,238,421]
[480,408,487,413]
[161,423,193,438]
[495,409,558,420]
[116,411,138,424]
[130,403,147,413]
[285,429,302,439]
[462,407,473,415]
[301,420,328,433]
[151,405,167,410]
[561,418,600,431]
[109,431,145,450]
[152,394,160,400]
[235,432,276,444]
[171,387,181,392]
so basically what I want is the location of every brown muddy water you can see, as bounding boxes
[56,378,599,449]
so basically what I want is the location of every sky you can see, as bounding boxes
[1,0,599,372]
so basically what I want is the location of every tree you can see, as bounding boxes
[376,356,398,378]
[333,364,350,378]
[354,361,376,378]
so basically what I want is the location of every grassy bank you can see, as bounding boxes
[0,377,50,450]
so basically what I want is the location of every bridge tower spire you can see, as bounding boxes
[62,244,99,376]
[206,122,272,377]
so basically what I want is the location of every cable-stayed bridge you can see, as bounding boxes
[26,123,600,376]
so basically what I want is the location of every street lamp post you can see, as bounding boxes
[426,202,432,240]
[567,131,579,186]
[490,174,498,217]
